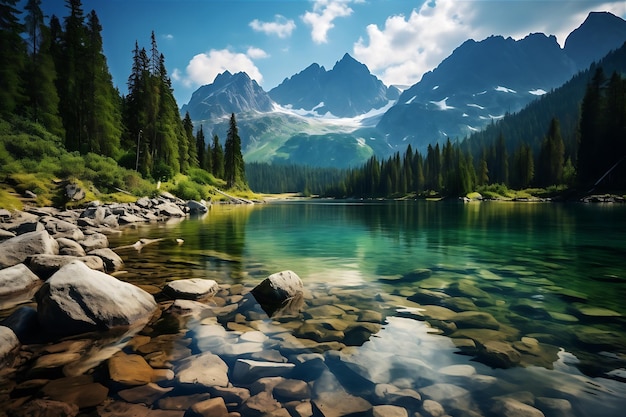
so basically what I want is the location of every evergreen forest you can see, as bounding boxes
[0,0,247,207]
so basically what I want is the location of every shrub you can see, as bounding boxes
[173,179,208,201]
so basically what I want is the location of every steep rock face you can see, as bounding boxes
[181,71,274,120]
[269,53,396,117]
[377,12,626,150]
[564,11,626,69]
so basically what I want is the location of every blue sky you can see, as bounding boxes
[38,0,626,107]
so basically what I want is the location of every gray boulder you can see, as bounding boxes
[251,270,303,315]
[27,254,105,278]
[36,260,157,336]
[0,230,59,269]
[88,248,124,272]
[162,278,219,300]
[0,263,41,296]
[0,325,19,365]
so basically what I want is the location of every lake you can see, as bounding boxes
[101,200,626,416]
[3,200,625,416]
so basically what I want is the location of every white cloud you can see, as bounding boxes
[249,14,296,38]
[162,34,174,41]
[246,46,269,59]
[180,49,264,87]
[354,0,475,87]
[302,0,353,44]
[353,0,626,88]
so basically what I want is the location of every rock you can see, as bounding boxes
[162,278,219,300]
[210,386,251,406]
[9,220,44,235]
[0,228,16,240]
[312,370,372,417]
[108,352,155,386]
[452,311,500,330]
[65,182,86,201]
[477,341,521,368]
[156,202,186,217]
[294,322,344,343]
[157,394,212,411]
[536,397,572,416]
[251,270,303,315]
[0,230,59,269]
[41,216,84,240]
[87,248,124,272]
[232,359,296,384]
[371,405,408,417]
[419,383,472,410]
[57,237,87,256]
[0,263,41,296]
[188,397,229,417]
[421,399,446,417]
[438,364,476,377]
[7,398,79,417]
[373,384,422,409]
[0,326,19,365]
[96,401,151,417]
[447,280,491,299]
[27,254,105,278]
[273,379,310,401]
[79,232,108,252]
[117,383,173,404]
[36,260,157,336]
[572,304,622,318]
[175,352,229,388]
[240,391,282,416]
[491,397,545,417]
[41,375,108,409]
[187,200,209,214]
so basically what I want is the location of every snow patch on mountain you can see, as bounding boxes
[430,97,454,110]
[495,86,517,93]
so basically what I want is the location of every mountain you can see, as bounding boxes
[269,53,399,118]
[180,71,273,121]
[182,12,626,169]
[564,11,626,69]
[376,11,626,151]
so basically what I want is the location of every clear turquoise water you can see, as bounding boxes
[109,200,626,415]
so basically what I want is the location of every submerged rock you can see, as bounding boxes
[162,278,219,300]
[36,260,157,336]
[0,325,19,365]
[251,270,304,316]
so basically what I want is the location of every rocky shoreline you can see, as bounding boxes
[1,194,625,417]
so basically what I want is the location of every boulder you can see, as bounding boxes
[188,397,229,417]
[175,352,229,388]
[0,230,59,269]
[27,254,105,278]
[491,397,546,417]
[108,352,155,386]
[41,375,108,409]
[187,200,209,214]
[8,399,79,417]
[36,260,157,336]
[232,359,296,384]
[0,263,40,296]
[79,232,108,252]
[251,270,303,315]
[41,216,84,240]
[162,278,219,300]
[65,182,86,201]
[87,248,124,272]
[0,325,19,365]
[477,340,522,368]
[57,237,87,257]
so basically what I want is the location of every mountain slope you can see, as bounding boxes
[180,71,273,121]
[377,11,626,152]
[269,53,399,118]
[564,11,626,69]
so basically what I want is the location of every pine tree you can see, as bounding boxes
[0,0,26,117]
[182,111,198,171]
[577,68,605,184]
[212,134,224,179]
[83,10,121,157]
[538,117,565,186]
[22,0,63,136]
[224,113,247,188]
